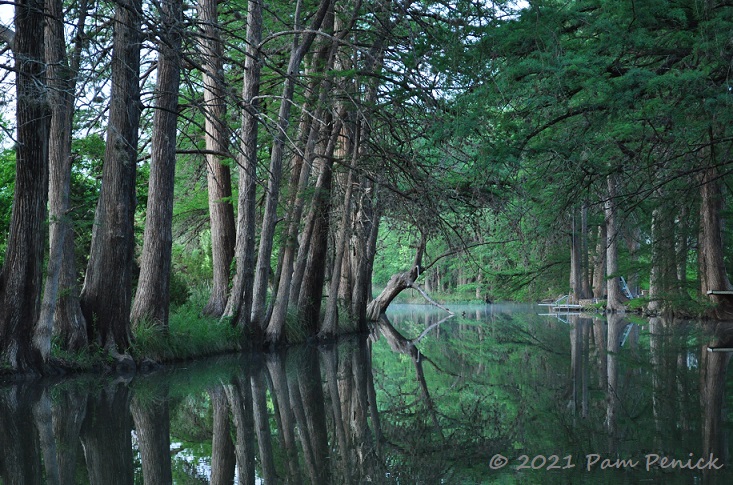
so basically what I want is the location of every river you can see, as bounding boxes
[1,303,732,483]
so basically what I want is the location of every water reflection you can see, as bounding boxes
[1,305,733,483]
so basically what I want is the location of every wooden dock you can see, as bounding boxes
[538,295,584,313]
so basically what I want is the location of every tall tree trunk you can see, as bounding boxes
[592,223,607,299]
[225,0,262,335]
[251,0,333,329]
[43,0,89,353]
[605,175,625,312]
[267,22,337,343]
[570,211,583,303]
[289,116,343,332]
[0,0,51,373]
[698,163,733,318]
[648,196,677,314]
[198,0,236,317]
[351,181,380,329]
[321,166,355,338]
[580,203,592,298]
[131,0,183,327]
[36,0,85,360]
[297,126,338,333]
[80,0,142,359]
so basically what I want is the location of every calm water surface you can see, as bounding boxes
[2,303,733,484]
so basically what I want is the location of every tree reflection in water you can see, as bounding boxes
[2,306,733,483]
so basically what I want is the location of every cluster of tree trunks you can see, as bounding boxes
[563,162,731,317]
[0,0,395,372]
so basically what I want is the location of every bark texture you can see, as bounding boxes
[698,164,733,318]
[225,0,263,333]
[604,175,625,312]
[251,0,334,329]
[0,0,51,372]
[198,0,236,317]
[80,0,142,357]
[131,0,182,327]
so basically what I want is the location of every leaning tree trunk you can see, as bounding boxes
[198,0,236,317]
[80,0,142,360]
[131,0,183,328]
[0,0,51,373]
[366,236,426,321]
[297,120,340,334]
[250,0,333,329]
[266,19,337,344]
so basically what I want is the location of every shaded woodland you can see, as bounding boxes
[2,0,733,373]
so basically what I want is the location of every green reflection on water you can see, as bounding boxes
[1,303,732,484]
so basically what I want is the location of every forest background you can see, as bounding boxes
[1,0,733,374]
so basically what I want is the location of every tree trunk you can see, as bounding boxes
[131,0,183,327]
[198,0,236,318]
[367,237,425,320]
[80,0,142,359]
[648,198,677,314]
[570,211,583,303]
[605,175,625,312]
[698,164,733,318]
[266,25,336,343]
[592,222,607,299]
[351,181,380,329]
[297,129,338,333]
[580,203,592,298]
[321,167,355,338]
[0,0,51,373]
[41,0,89,354]
[36,0,81,361]
[225,0,262,335]
[251,0,333,329]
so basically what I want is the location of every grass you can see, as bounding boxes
[131,296,244,363]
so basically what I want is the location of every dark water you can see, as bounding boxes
[2,303,733,484]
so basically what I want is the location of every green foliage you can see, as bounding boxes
[0,148,15,267]
[131,305,243,362]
